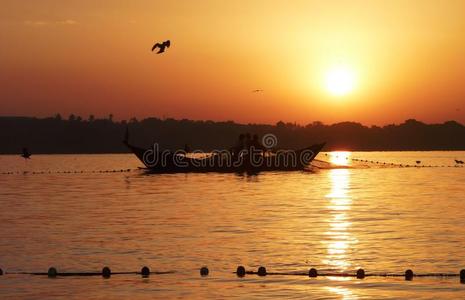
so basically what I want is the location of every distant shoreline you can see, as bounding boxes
[1,116,464,154]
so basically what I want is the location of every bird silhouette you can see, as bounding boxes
[21,147,31,159]
[252,89,263,93]
[416,160,421,164]
[455,159,464,164]
[152,40,170,54]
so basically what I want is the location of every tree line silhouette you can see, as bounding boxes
[0,114,464,154]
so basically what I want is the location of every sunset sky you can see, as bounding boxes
[1,0,464,125]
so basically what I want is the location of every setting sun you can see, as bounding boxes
[325,67,357,96]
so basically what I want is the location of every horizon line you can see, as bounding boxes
[0,114,463,128]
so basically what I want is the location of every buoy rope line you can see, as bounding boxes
[322,154,465,169]
[1,266,464,282]
[351,157,464,168]
[1,161,463,175]
[1,154,464,175]
[0,169,139,175]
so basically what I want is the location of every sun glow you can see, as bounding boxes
[325,67,356,96]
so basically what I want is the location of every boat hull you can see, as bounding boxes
[125,142,325,174]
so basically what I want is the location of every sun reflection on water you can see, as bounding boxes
[322,153,357,272]
[326,286,358,300]
[329,151,351,166]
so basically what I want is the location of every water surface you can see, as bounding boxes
[0,152,464,299]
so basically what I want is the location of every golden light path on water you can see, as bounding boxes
[324,152,358,299]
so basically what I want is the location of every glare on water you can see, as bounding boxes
[323,168,354,271]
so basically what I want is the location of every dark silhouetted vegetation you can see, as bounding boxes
[0,115,464,154]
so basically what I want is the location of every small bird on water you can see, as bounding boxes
[21,148,31,159]
[152,40,170,54]
[455,159,464,164]
[416,160,421,164]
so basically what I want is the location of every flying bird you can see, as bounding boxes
[455,159,464,164]
[21,148,31,159]
[252,89,263,93]
[152,40,170,54]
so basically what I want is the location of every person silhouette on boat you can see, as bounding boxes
[230,134,245,157]
[251,134,266,153]
[245,133,252,151]
[21,147,31,160]
[248,134,268,167]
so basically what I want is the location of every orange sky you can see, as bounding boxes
[1,0,464,125]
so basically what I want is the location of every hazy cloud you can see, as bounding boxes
[24,20,48,26]
[24,19,78,26]
[56,19,78,25]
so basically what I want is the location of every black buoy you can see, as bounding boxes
[356,268,365,279]
[308,268,318,278]
[200,266,209,277]
[236,266,246,277]
[460,269,465,283]
[141,266,150,277]
[405,269,414,281]
[257,266,267,276]
[48,267,58,278]
[102,266,111,278]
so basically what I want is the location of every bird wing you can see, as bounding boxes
[165,40,170,48]
[152,43,161,51]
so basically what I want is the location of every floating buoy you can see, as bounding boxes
[460,269,465,283]
[356,268,365,279]
[48,267,57,278]
[405,269,413,281]
[102,267,111,278]
[236,266,246,277]
[141,266,150,277]
[200,266,209,277]
[308,268,318,278]
[257,266,267,276]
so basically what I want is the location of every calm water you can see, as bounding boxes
[0,152,464,299]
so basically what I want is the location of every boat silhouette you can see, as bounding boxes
[123,128,324,173]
